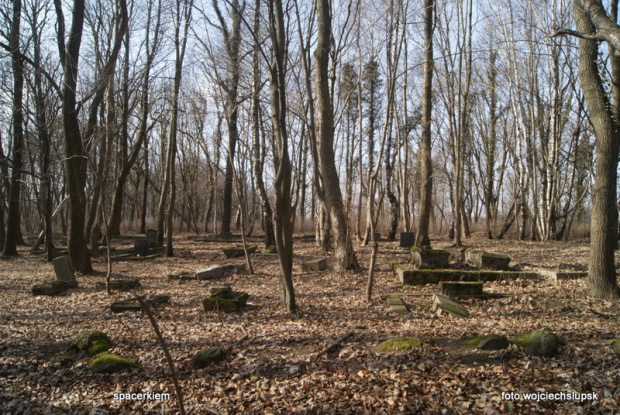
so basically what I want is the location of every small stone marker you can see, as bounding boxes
[440,281,483,297]
[146,229,160,248]
[191,347,225,369]
[202,287,249,312]
[386,295,409,315]
[410,247,450,269]
[526,330,559,357]
[301,258,328,272]
[196,265,225,280]
[222,245,257,258]
[432,294,470,318]
[133,238,149,256]
[52,255,77,286]
[465,249,511,270]
[399,232,415,248]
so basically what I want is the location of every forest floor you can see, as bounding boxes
[0,232,619,414]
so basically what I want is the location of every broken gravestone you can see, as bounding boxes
[31,255,78,296]
[196,263,246,280]
[222,245,257,258]
[432,294,470,318]
[133,238,149,256]
[191,347,225,369]
[440,281,483,297]
[202,286,249,312]
[386,295,409,316]
[465,249,511,270]
[526,330,560,357]
[399,232,415,248]
[146,229,160,248]
[301,258,328,272]
[410,247,450,269]
[52,255,77,285]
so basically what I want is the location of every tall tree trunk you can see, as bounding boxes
[314,0,359,271]
[572,0,620,299]
[268,0,296,312]
[3,0,24,257]
[415,0,435,247]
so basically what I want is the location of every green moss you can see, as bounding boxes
[612,339,620,354]
[509,332,532,347]
[74,331,112,356]
[202,292,249,312]
[264,245,277,254]
[89,353,139,373]
[379,336,423,351]
[460,337,483,346]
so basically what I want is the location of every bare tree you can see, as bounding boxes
[415,0,435,247]
[551,0,620,299]
[2,0,24,256]
[314,0,359,271]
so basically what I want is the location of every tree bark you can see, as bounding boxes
[314,0,359,271]
[3,0,24,257]
[574,0,620,299]
[415,0,435,247]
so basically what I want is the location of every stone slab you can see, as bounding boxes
[535,268,588,281]
[399,232,415,248]
[432,294,470,318]
[133,238,149,256]
[52,255,77,285]
[465,249,511,270]
[31,280,76,296]
[386,295,409,315]
[410,247,450,269]
[392,264,540,285]
[146,229,160,248]
[196,265,225,280]
[222,245,257,258]
[301,258,328,272]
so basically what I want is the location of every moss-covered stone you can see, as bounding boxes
[379,336,423,351]
[392,266,539,285]
[89,353,139,373]
[612,339,620,355]
[202,290,249,312]
[526,330,560,357]
[31,280,76,296]
[222,245,257,258]
[110,295,170,313]
[460,334,509,350]
[191,347,225,369]
[264,245,277,254]
[74,331,112,356]
[509,332,532,347]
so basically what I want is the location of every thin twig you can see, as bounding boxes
[134,294,186,415]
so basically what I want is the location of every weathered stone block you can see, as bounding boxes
[301,258,328,272]
[196,265,225,280]
[432,294,469,318]
[202,288,249,312]
[133,238,149,256]
[31,280,76,296]
[191,347,225,369]
[222,245,257,258]
[392,264,539,285]
[440,281,483,297]
[110,295,170,313]
[89,353,139,373]
[526,330,560,357]
[410,247,450,269]
[465,249,511,270]
[399,232,415,248]
[52,255,77,285]
[146,229,160,248]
